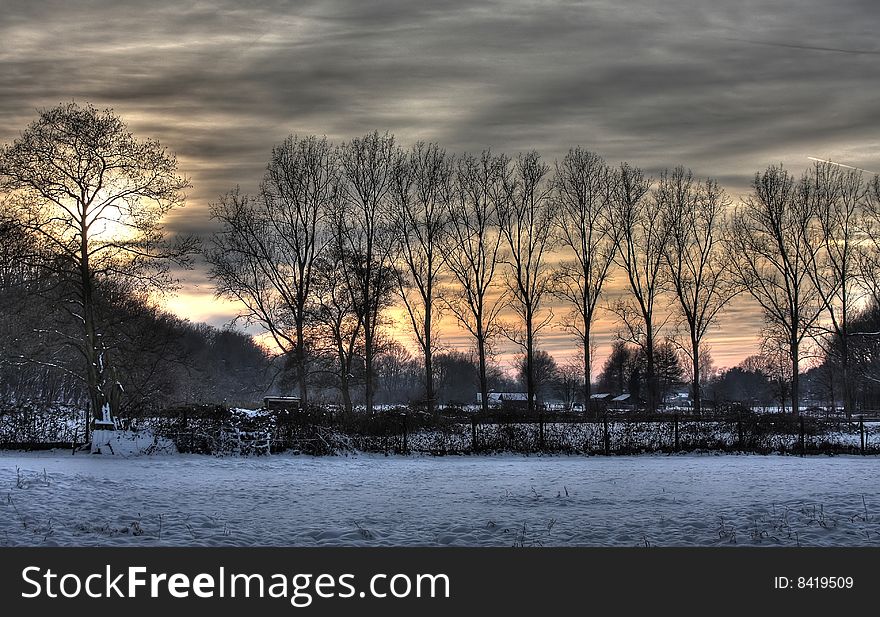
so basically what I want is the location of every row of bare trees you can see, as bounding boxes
[5,103,878,422]
[731,164,880,418]
[208,132,880,418]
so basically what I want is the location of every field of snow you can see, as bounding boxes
[1,451,878,547]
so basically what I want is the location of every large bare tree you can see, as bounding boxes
[208,135,334,406]
[390,143,453,415]
[442,152,507,414]
[0,102,191,426]
[728,165,823,416]
[610,163,666,413]
[498,151,555,413]
[805,161,867,419]
[334,132,401,414]
[660,167,737,416]
[551,147,618,409]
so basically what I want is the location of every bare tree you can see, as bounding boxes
[442,152,507,414]
[660,167,737,416]
[310,243,366,414]
[551,147,618,410]
[207,135,334,406]
[857,175,880,307]
[609,163,667,413]
[556,359,585,411]
[516,349,560,407]
[498,151,555,414]
[805,161,867,419]
[0,102,191,426]
[334,132,401,414]
[390,143,453,415]
[728,165,823,416]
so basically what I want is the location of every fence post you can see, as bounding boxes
[799,416,805,456]
[471,416,478,453]
[603,413,610,455]
[673,414,679,451]
[860,416,865,455]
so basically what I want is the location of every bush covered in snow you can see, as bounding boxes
[0,401,84,447]
[1,403,877,456]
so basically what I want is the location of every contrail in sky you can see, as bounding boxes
[724,37,880,56]
[807,157,878,175]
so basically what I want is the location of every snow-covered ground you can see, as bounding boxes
[1,451,878,547]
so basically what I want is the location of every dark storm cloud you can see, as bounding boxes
[1,0,878,362]
[3,0,878,202]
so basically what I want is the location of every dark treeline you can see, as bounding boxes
[0,215,273,413]
[3,103,880,423]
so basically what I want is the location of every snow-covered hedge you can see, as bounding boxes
[1,402,877,456]
[0,401,84,446]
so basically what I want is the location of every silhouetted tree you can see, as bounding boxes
[551,147,618,405]
[610,163,667,412]
[516,349,560,406]
[660,167,736,415]
[596,341,638,396]
[728,165,823,415]
[391,143,452,415]
[334,132,402,414]
[309,244,367,414]
[498,152,555,413]
[208,135,335,406]
[805,161,869,419]
[442,152,507,413]
[0,102,192,425]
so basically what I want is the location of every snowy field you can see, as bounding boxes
[1,451,879,547]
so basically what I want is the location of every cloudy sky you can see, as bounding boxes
[2,0,879,371]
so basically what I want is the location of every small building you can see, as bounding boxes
[263,396,302,411]
[476,391,529,410]
[588,392,613,414]
[609,393,636,411]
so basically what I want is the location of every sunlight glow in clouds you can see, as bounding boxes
[1,0,878,372]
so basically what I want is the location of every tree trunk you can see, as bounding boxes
[583,326,592,416]
[691,336,701,417]
[525,307,536,414]
[340,374,353,416]
[477,331,489,415]
[364,304,374,415]
[790,339,800,417]
[336,337,353,416]
[81,231,111,425]
[424,307,435,418]
[841,328,852,421]
[645,322,655,413]
[295,321,308,408]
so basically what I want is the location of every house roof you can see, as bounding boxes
[611,393,632,402]
[590,393,612,400]
[477,392,528,402]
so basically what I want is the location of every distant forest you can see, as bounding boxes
[2,103,880,421]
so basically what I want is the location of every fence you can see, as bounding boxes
[326,411,878,457]
[1,403,877,456]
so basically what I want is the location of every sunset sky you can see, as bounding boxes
[2,0,879,374]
